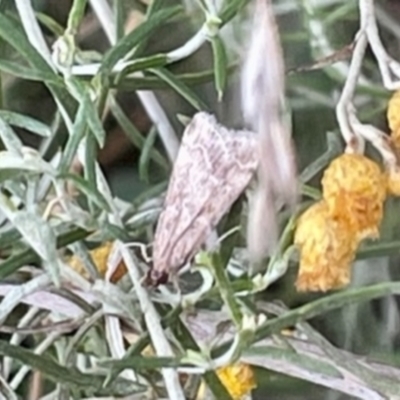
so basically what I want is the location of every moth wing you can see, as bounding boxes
[152,112,258,275]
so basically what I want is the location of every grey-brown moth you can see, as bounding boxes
[147,112,259,285]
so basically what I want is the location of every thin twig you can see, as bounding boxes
[361,0,400,90]
[335,30,367,151]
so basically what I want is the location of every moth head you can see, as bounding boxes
[144,267,169,287]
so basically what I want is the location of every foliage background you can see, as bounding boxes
[1,0,400,399]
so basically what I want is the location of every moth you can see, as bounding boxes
[147,112,259,285]
[241,0,298,260]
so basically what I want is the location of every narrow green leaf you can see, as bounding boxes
[219,0,248,25]
[66,0,88,34]
[114,0,125,41]
[85,105,105,148]
[133,0,170,57]
[59,102,87,172]
[300,184,321,200]
[149,67,209,111]
[0,118,23,155]
[139,127,158,183]
[245,346,342,378]
[59,173,111,212]
[0,227,91,280]
[4,209,60,285]
[171,313,234,400]
[109,97,169,170]
[114,54,168,85]
[35,12,65,36]
[83,133,98,213]
[0,340,142,396]
[146,0,166,15]
[213,281,400,360]
[210,251,242,326]
[324,2,357,26]
[211,36,228,101]
[0,13,54,75]
[99,6,182,81]
[100,355,180,370]
[0,14,77,138]
[0,150,55,182]
[102,221,132,242]
[65,77,106,147]
[0,58,58,82]
[357,240,400,260]
[254,282,400,341]
[104,305,182,387]
[0,226,21,248]
[0,110,51,137]
[219,198,242,267]
[300,131,343,183]
[118,64,237,90]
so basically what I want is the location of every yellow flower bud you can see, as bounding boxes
[387,90,400,133]
[68,242,127,283]
[321,153,386,241]
[294,201,358,292]
[216,363,256,400]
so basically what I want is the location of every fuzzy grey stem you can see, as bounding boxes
[119,243,186,400]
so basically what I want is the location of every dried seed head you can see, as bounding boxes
[294,201,358,292]
[321,153,386,241]
[150,112,259,284]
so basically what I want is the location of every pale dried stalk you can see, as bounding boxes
[336,1,400,166]
[361,0,400,90]
[335,30,367,153]
[119,243,186,400]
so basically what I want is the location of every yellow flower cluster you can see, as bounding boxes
[195,362,256,400]
[321,153,386,241]
[295,153,386,292]
[295,90,400,292]
[294,201,357,291]
[216,363,256,400]
[387,90,400,146]
[68,241,127,283]
[386,90,400,195]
